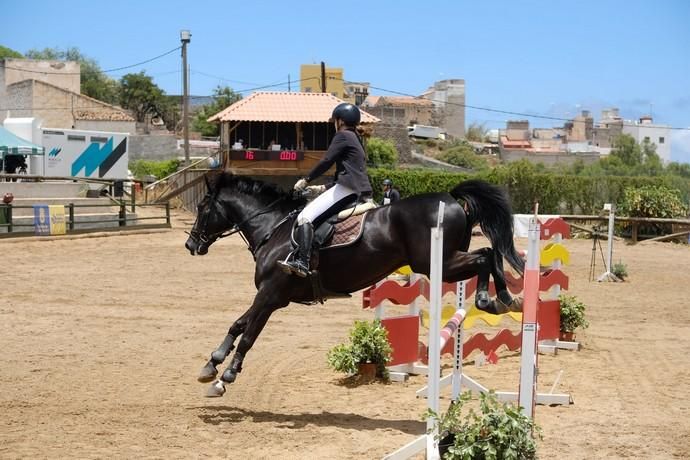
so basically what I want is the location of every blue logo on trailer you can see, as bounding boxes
[71,137,114,176]
[48,147,62,158]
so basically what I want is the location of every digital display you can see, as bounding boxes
[229,150,304,161]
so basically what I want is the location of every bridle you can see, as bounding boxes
[188,188,295,258]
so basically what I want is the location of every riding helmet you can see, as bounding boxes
[382,179,393,186]
[330,103,361,126]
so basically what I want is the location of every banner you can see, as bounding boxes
[33,204,66,235]
[49,205,66,235]
[33,204,50,235]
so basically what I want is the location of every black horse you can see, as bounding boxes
[185,172,524,397]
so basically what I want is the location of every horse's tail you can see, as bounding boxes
[450,179,525,275]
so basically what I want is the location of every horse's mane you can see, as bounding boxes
[214,172,306,208]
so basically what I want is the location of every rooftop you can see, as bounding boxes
[208,91,379,123]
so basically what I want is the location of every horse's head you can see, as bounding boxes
[185,174,234,256]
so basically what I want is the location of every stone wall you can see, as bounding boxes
[75,120,136,134]
[370,123,413,163]
[128,134,179,160]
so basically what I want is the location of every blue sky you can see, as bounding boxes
[4,0,690,162]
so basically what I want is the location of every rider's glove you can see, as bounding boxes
[305,185,326,195]
[293,178,308,192]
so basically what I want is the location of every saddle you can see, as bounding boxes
[288,200,376,304]
[289,200,376,250]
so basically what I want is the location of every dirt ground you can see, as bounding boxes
[2,208,689,460]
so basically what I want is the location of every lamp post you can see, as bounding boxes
[180,30,191,166]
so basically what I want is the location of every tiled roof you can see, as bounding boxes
[208,91,380,123]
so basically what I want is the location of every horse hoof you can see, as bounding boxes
[198,364,218,383]
[475,292,490,310]
[221,369,237,384]
[509,297,524,312]
[205,380,226,398]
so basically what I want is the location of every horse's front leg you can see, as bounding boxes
[206,291,288,397]
[197,329,239,383]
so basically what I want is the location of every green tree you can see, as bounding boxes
[366,137,398,167]
[610,133,643,167]
[0,45,23,59]
[25,47,119,104]
[119,71,168,123]
[192,86,242,137]
[465,122,487,142]
[438,140,488,170]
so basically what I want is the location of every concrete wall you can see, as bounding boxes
[623,123,671,163]
[128,134,179,160]
[75,119,136,134]
[1,59,80,105]
[425,79,466,139]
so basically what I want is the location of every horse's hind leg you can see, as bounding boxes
[442,248,492,308]
[489,250,523,312]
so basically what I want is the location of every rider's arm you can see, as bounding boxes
[305,132,346,183]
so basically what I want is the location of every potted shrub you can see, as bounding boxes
[327,319,392,381]
[427,391,541,459]
[558,294,589,341]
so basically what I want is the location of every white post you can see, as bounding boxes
[426,202,445,460]
[518,216,540,419]
[597,204,621,282]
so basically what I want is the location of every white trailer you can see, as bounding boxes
[42,128,129,180]
[407,124,445,140]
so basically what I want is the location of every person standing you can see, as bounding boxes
[381,178,400,205]
[277,103,372,277]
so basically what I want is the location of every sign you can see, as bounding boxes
[33,204,66,235]
[229,150,304,161]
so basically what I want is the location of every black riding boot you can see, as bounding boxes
[277,222,314,277]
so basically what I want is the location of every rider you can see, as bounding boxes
[381,178,400,205]
[277,102,373,277]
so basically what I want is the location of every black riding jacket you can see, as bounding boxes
[305,129,372,194]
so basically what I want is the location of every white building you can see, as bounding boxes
[622,115,671,163]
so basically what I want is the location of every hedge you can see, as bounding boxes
[368,167,690,215]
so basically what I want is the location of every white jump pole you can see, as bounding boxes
[426,201,445,459]
[517,210,541,419]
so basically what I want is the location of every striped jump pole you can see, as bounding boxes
[517,210,541,419]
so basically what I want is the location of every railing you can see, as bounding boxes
[144,152,219,213]
[0,201,171,238]
[560,214,690,243]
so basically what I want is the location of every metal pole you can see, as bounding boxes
[181,30,192,166]
[320,61,326,93]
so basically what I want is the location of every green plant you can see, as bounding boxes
[366,137,399,167]
[426,391,541,460]
[129,159,181,180]
[612,261,628,281]
[558,294,590,333]
[326,319,392,378]
[438,141,489,171]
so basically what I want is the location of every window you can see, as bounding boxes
[67,135,85,141]
[659,137,665,144]
[90,136,108,143]
[643,136,650,143]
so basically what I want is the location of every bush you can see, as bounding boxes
[618,185,688,219]
[438,141,489,171]
[366,137,399,167]
[427,391,541,460]
[129,159,181,180]
[558,294,589,333]
[326,319,392,378]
